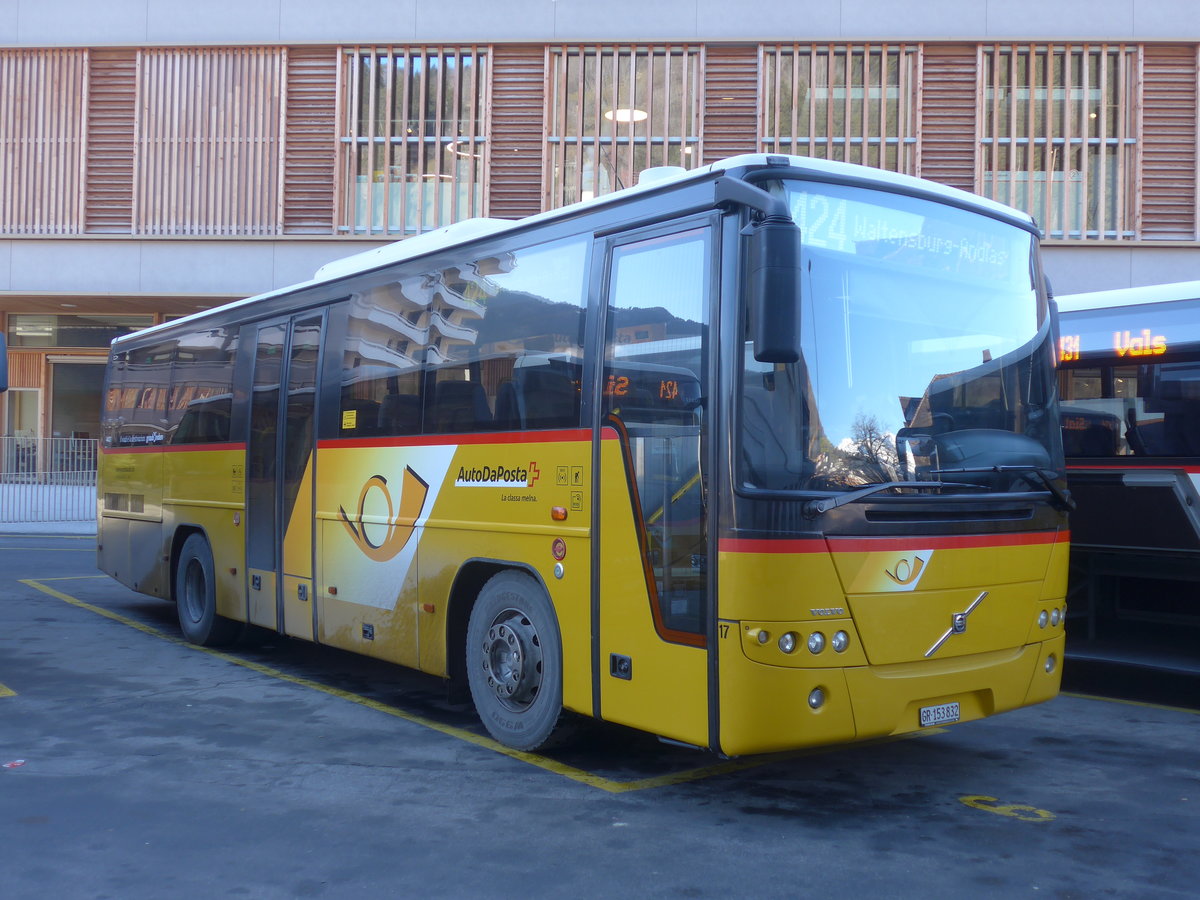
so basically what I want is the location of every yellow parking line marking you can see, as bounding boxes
[1062,690,1199,717]
[0,534,94,542]
[0,683,15,698]
[22,575,108,581]
[0,547,96,552]
[23,576,940,792]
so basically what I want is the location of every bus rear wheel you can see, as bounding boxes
[466,571,563,752]
[175,533,240,646]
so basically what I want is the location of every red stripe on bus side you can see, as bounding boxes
[1067,464,1200,474]
[824,531,1067,553]
[318,428,593,450]
[101,442,245,454]
[720,531,1067,554]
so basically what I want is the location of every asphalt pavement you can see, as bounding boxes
[1,534,1197,899]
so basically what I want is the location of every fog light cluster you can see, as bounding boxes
[756,628,852,655]
[1044,654,1057,674]
[1037,608,1063,629]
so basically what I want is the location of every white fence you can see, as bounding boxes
[0,436,98,523]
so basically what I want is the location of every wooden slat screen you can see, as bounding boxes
[1140,45,1198,240]
[338,46,488,235]
[701,45,759,165]
[545,45,703,208]
[488,45,545,219]
[760,43,919,174]
[6,351,44,389]
[0,49,87,234]
[85,50,137,233]
[135,47,284,235]
[283,47,338,234]
[918,45,977,191]
[979,44,1139,240]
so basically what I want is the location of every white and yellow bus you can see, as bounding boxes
[95,155,1070,755]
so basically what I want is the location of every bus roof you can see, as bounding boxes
[1057,280,1200,313]
[113,153,1034,349]
[313,154,1031,283]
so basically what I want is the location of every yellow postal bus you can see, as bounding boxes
[96,155,1070,755]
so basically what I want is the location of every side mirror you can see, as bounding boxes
[749,216,803,364]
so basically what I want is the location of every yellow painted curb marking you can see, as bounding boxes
[960,795,1056,821]
[21,576,942,793]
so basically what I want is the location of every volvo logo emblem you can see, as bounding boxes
[925,591,989,658]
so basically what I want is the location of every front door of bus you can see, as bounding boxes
[596,221,714,748]
[245,312,324,640]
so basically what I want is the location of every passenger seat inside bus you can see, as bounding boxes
[429,380,492,433]
[377,392,421,436]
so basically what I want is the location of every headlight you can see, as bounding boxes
[1038,610,1049,629]
[831,631,849,653]
[807,632,826,654]
[778,632,798,653]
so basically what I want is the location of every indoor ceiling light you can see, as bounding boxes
[604,108,648,123]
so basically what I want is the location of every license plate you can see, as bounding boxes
[919,701,960,727]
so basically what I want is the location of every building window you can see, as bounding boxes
[7,314,153,348]
[980,44,1139,240]
[339,47,487,235]
[546,46,702,208]
[761,44,919,173]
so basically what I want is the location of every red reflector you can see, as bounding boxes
[422,603,436,614]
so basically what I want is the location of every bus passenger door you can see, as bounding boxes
[245,313,324,640]
[595,221,714,748]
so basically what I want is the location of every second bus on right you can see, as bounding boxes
[1057,280,1200,638]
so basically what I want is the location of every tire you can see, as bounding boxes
[466,570,563,752]
[175,533,240,646]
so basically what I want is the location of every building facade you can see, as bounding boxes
[2,0,1199,440]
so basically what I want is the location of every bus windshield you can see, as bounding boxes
[741,178,1062,494]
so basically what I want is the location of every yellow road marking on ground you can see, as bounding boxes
[1061,690,1200,717]
[0,547,96,552]
[0,683,15,698]
[0,535,93,542]
[19,577,964,791]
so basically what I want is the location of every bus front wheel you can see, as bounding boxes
[466,571,563,751]
[175,533,239,646]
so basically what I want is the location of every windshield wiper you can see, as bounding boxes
[933,465,1076,512]
[803,481,986,517]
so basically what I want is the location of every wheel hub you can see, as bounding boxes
[480,609,543,711]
